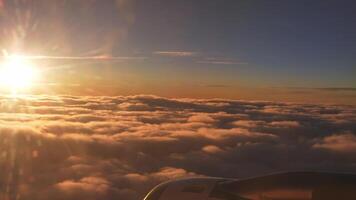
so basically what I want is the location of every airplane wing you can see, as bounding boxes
[144,172,356,200]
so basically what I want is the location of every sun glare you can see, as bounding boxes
[0,55,40,93]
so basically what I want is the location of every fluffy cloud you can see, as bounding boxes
[313,133,356,153]
[0,95,354,200]
[202,145,225,154]
[55,177,110,197]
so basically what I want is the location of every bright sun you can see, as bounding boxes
[0,55,40,93]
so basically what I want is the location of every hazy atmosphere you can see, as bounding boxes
[0,0,355,103]
[0,0,355,200]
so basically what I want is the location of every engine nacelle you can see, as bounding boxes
[144,177,231,200]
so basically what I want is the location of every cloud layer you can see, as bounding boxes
[0,95,355,200]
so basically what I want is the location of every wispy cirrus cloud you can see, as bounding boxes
[0,54,147,61]
[203,84,231,88]
[153,51,199,57]
[316,87,356,92]
[196,60,248,65]
[197,57,248,65]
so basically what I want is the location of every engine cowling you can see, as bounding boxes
[144,177,231,200]
[144,172,356,200]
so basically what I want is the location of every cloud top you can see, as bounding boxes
[0,95,354,200]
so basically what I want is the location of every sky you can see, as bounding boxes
[0,1,355,200]
[0,0,355,104]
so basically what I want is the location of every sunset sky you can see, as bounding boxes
[0,0,355,104]
[0,1,355,200]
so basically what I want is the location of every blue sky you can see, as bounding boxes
[127,0,355,88]
[0,0,355,102]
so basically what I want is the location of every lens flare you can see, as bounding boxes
[0,55,40,93]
